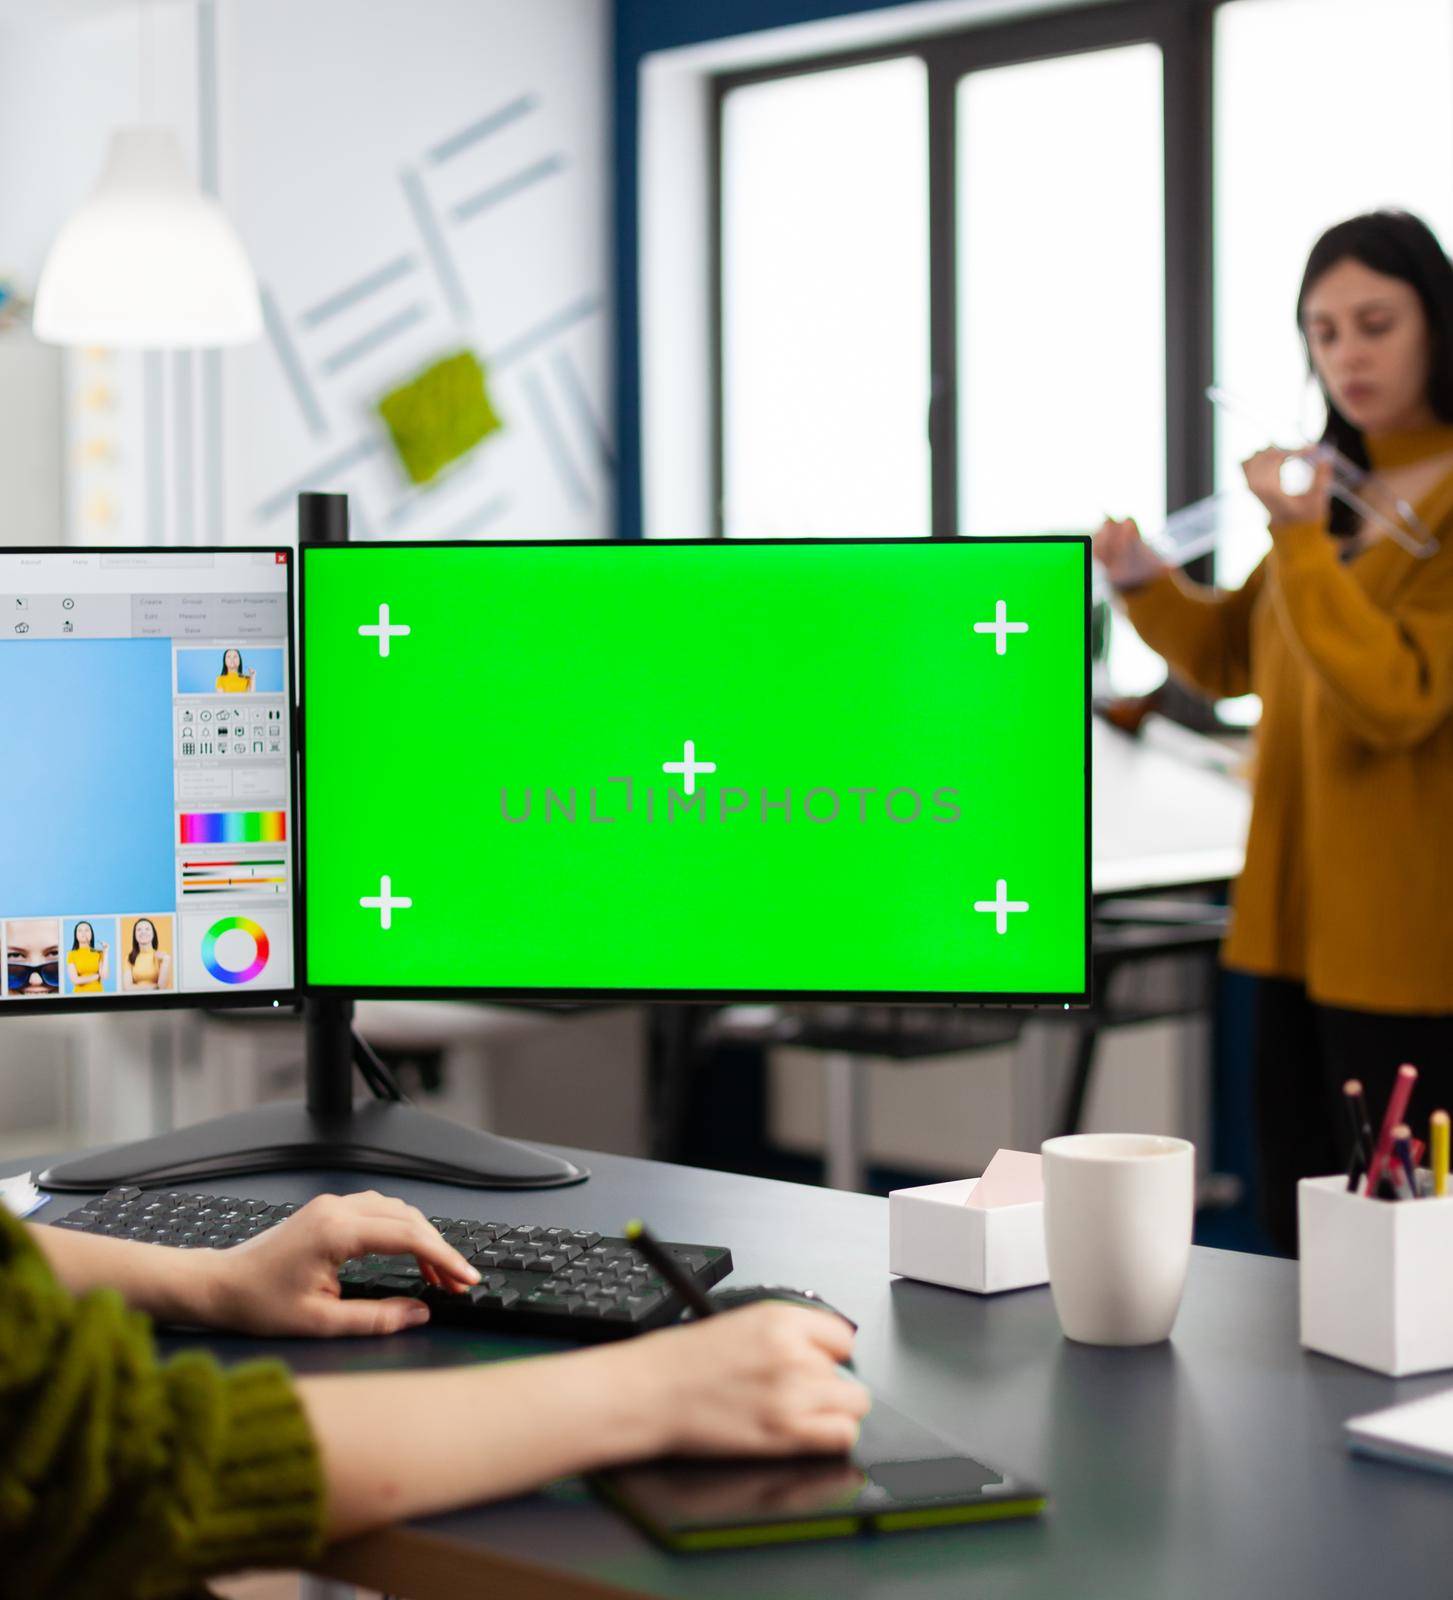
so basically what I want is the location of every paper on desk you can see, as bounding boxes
[0,1171,46,1219]
[964,1149,1043,1208]
[1346,1387,1453,1475]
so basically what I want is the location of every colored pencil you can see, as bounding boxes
[1364,1065,1418,1199]
[1343,1079,1371,1192]
[1392,1125,1417,1200]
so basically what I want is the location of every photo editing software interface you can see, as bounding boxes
[303,540,1089,999]
[1,550,294,1003]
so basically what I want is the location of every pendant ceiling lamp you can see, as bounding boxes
[34,125,262,348]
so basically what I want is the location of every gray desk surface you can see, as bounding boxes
[15,1147,1452,1600]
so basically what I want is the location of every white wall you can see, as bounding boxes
[0,335,63,545]
[0,0,612,551]
[217,0,613,544]
[0,4,183,546]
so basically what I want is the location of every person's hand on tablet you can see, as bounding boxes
[614,1302,870,1458]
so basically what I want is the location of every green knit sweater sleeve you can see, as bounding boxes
[0,1204,325,1600]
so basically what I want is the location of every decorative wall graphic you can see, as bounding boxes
[299,256,421,330]
[492,294,602,370]
[450,152,566,224]
[377,349,503,487]
[519,367,588,510]
[550,346,615,474]
[226,1,611,542]
[320,304,430,379]
[399,166,473,327]
[425,93,538,165]
[258,286,325,437]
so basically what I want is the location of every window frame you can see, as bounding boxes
[710,0,1218,555]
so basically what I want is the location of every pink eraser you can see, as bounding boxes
[964,1149,1044,1209]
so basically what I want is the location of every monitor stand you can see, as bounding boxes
[38,997,588,1192]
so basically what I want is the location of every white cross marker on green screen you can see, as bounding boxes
[359,603,411,658]
[360,875,412,930]
[662,739,717,796]
[973,600,1029,656]
[974,880,1029,935]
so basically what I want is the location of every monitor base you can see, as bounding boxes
[38,1098,589,1192]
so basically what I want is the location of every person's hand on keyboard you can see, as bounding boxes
[204,1190,481,1336]
[625,1302,871,1458]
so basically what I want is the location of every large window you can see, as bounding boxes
[1213,0,1453,586]
[957,44,1165,544]
[715,0,1453,698]
[721,57,930,538]
[958,42,1166,691]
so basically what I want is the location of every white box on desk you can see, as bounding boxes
[888,1177,1047,1294]
[1299,1174,1453,1377]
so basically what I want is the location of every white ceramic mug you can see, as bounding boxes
[1041,1133,1195,1346]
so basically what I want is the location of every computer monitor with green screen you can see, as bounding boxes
[300,538,1089,1003]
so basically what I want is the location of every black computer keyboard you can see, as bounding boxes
[48,1187,733,1343]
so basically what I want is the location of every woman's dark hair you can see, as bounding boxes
[129,919,156,966]
[222,648,244,675]
[1297,209,1453,532]
[71,921,94,950]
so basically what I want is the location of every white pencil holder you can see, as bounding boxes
[1299,1174,1453,1377]
[888,1177,1047,1295]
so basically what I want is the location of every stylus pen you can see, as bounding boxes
[1342,1079,1371,1192]
[1364,1065,1418,1199]
[624,1219,717,1320]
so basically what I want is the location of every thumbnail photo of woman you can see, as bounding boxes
[177,646,283,696]
[65,920,110,994]
[121,915,174,992]
[216,647,256,693]
[5,918,61,999]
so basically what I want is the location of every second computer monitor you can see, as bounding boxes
[301,538,1088,1002]
[0,547,297,1009]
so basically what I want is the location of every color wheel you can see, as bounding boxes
[201,916,269,984]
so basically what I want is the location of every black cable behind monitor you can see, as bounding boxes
[40,493,586,1192]
[352,1027,407,1104]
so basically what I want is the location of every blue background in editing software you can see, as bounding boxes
[1,639,175,917]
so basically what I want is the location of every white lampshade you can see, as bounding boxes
[34,127,262,348]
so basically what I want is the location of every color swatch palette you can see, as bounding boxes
[178,810,288,845]
[200,915,270,984]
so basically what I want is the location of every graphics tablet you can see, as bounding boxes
[592,1397,1046,1552]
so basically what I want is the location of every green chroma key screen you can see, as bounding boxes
[301,539,1088,1000]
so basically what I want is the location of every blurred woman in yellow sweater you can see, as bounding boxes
[1096,210,1453,1255]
